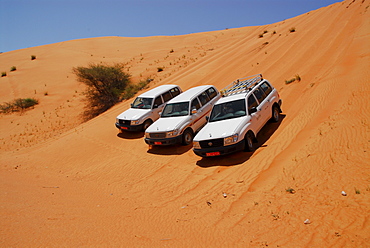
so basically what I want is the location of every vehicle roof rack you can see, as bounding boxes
[220,74,263,97]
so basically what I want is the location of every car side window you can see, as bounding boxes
[260,82,272,96]
[153,96,163,108]
[206,87,217,100]
[253,87,267,103]
[191,98,201,110]
[170,87,181,98]
[198,91,210,106]
[248,95,258,114]
[162,91,172,102]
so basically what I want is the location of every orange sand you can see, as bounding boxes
[1,0,369,246]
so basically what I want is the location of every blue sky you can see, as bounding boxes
[0,0,341,53]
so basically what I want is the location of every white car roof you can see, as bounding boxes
[138,84,180,98]
[216,92,248,104]
[215,79,270,104]
[167,85,216,103]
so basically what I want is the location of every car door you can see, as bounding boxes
[190,97,206,132]
[152,95,164,118]
[252,86,271,125]
[247,94,262,133]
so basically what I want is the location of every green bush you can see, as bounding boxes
[1,72,6,77]
[10,66,17,72]
[0,98,39,113]
[285,74,301,84]
[121,78,151,100]
[73,63,132,119]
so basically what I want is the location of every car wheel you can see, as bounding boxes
[271,105,280,122]
[143,119,153,131]
[182,129,194,146]
[244,132,255,152]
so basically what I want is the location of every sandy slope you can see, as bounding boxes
[1,0,369,247]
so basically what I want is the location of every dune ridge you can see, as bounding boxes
[1,0,369,247]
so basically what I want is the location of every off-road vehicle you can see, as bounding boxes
[193,74,282,157]
[145,85,220,145]
[115,85,182,132]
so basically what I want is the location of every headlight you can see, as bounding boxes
[224,134,238,146]
[116,118,119,123]
[131,120,140,125]
[167,129,179,137]
[193,141,201,149]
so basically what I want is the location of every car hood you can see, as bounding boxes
[146,116,189,132]
[194,118,243,141]
[116,108,150,120]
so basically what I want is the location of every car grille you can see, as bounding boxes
[149,132,166,139]
[119,119,130,125]
[199,138,224,148]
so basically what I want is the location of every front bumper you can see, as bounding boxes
[193,139,245,157]
[145,135,183,146]
[115,122,143,132]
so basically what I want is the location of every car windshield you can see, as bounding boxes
[131,97,153,109]
[161,102,189,117]
[209,99,246,122]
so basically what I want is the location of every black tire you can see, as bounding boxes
[244,132,255,152]
[182,129,194,146]
[142,119,153,131]
[271,105,280,123]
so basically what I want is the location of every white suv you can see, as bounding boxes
[193,74,282,157]
[115,85,182,132]
[145,85,221,146]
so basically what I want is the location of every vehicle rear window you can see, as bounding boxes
[206,87,218,100]
[260,82,272,96]
[170,87,181,97]
[162,91,172,102]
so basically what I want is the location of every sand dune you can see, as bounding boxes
[1,0,369,246]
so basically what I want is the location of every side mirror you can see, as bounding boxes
[205,116,209,122]
[191,108,198,115]
[250,107,257,114]
[130,103,133,107]
[153,104,158,109]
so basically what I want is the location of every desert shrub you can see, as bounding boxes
[121,78,152,100]
[73,63,132,119]
[295,74,301,82]
[285,74,301,84]
[289,27,296,33]
[10,66,17,71]
[1,72,6,77]
[157,67,164,72]
[0,98,39,113]
[31,55,36,60]
[285,78,296,84]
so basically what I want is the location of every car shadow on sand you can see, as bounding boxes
[117,131,144,139]
[196,114,286,167]
[147,144,192,155]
